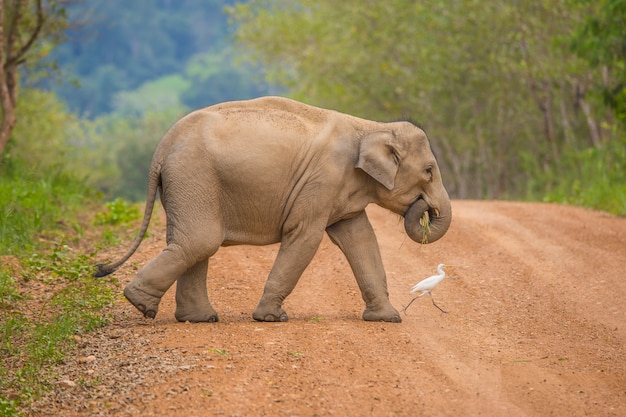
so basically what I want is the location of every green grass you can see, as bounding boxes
[210,348,229,357]
[524,139,626,216]
[0,164,92,253]
[0,160,130,417]
[541,143,626,216]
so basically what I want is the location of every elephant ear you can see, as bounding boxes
[356,131,399,190]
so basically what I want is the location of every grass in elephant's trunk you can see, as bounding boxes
[420,211,430,244]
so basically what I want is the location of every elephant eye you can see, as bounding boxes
[425,166,433,181]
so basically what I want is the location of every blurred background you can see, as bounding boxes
[1,0,624,213]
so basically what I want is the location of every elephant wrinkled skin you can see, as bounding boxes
[95,97,452,323]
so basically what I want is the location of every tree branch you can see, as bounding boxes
[0,0,18,156]
[7,0,44,67]
[5,0,21,63]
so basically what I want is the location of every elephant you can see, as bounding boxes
[95,96,452,323]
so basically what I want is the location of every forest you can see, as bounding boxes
[231,0,626,210]
[2,0,625,207]
[0,1,624,414]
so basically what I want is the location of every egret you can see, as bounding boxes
[402,263,450,314]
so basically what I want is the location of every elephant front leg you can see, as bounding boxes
[326,211,401,323]
[253,229,324,322]
[175,258,219,322]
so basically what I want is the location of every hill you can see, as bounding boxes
[46,0,270,117]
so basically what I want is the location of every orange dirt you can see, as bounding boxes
[29,201,626,416]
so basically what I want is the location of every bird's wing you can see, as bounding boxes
[410,276,434,293]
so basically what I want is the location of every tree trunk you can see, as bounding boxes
[579,96,602,148]
[539,90,560,166]
[0,0,45,158]
[0,0,15,157]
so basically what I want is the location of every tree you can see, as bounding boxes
[571,0,626,127]
[0,0,70,157]
[228,0,619,200]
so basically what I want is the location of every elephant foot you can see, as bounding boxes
[363,305,402,323]
[252,304,289,322]
[175,307,219,323]
[124,282,162,319]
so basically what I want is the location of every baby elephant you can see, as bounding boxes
[95,96,451,323]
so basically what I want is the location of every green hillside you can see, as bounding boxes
[46,0,271,117]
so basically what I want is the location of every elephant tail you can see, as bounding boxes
[94,162,161,278]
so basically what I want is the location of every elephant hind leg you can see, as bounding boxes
[175,258,219,322]
[124,243,191,319]
[124,175,226,320]
[124,235,220,320]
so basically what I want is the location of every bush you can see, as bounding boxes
[524,138,626,216]
[94,198,141,226]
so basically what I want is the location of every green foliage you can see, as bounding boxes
[92,107,184,201]
[571,0,626,69]
[10,89,80,172]
[528,139,626,216]
[180,48,272,110]
[0,396,19,417]
[571,0,626,128]
[7,89,180,203]
[17,0,73,85]
[0,161,120,415]
[113,75,191,117]
[29,2,275,203]
[95,198,141,226]
[229,0,625,213]
[7,88,120,196]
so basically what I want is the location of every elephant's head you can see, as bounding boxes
[356,121,451,244]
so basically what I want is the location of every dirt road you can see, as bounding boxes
[31,201,625,416]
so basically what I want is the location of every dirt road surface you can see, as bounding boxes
[30,201,625,417]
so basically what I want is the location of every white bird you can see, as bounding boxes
[402,263,450,314]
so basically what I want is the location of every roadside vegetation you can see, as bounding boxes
[0,87,140,417]
[0,158,141,417]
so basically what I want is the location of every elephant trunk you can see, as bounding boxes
[403,196,452,244]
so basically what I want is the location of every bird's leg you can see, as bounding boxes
[401,295,420,315]
[428,293,448,314]
[401,292,428,315]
